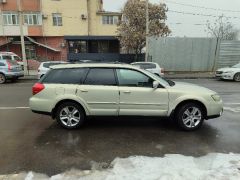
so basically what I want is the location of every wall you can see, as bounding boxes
[217,40,240,68]
[41,0,119,36]
[41,0,88,36]
[149,37,218,72]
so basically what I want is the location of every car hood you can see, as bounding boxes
[169,81,216,95]
[217,67,240,72]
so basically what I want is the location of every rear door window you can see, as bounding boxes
[84,68,117,86]
[42,68,88,84]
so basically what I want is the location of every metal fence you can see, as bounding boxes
[149,37,218,72]
[217,40,240,68]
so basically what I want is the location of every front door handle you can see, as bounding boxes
[123,91,131,93]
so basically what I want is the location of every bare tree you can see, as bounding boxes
[117,0,171,56]
[206,15,239,40]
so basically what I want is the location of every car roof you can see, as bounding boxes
[131,62,157,64]
[50,63,140,70]
[41,61,67,64]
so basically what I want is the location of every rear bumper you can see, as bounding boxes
[32,110,52,116]
[5,71,24,79]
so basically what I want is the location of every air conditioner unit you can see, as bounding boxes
[81,14,87,20]
[42,14,48,19]
[1,0,7,3]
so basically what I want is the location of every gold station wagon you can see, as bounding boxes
[30,63,223,131]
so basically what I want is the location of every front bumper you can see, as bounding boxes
[206,100,223,120]
[215,72,234,80]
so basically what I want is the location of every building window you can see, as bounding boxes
[52,13,62,26]
[69,41,87,53]
[3,12,19,25]
[102,15,119,25]
[24,13,42,25]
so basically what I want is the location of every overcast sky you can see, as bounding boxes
[103,0,240,37]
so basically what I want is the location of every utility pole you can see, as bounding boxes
[17,0,28,75]
[145,0,149,62]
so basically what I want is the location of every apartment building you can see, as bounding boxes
[0,0,121,61]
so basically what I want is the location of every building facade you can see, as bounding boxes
[0,0,121,61]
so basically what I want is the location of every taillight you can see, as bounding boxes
[32,83,45,95]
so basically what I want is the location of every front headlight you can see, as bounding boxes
[211,94,221,102]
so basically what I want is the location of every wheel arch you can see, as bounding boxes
[52,99,89,119]
[172,99,207,119]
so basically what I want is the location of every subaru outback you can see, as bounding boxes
[29,63,223,131]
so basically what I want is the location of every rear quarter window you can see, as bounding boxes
[41,68,88,84]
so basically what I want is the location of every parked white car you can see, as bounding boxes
[38,61,67,79]
[215,63,240,82]
[131,62,164,76]
[30,63,223,131]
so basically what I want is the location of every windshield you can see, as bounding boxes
[142,69,171,87]
[232,63,240,68]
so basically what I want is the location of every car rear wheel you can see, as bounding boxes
[0,73,6,84]
[176,103,204,131]
[56,102,85,129]
[233,73,240,82]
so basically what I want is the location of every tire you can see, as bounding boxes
[233,73,240,82]
[56,102,85,129]
[175,103,204,131]
[0,73,6,84]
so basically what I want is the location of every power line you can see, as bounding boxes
[165,0,240,13]
[168,9,240,20]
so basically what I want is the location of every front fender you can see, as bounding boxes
[168,95,208,116]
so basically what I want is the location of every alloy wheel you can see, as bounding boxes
[182,107,202,128]
[0,74,6,84]
[60,106,81,127]
[234,73,240,82]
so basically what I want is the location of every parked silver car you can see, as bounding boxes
[0,59,24,84]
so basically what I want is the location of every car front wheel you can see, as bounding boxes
[176,103,204,131]
[56,102,85,129]
[234,73,240,82]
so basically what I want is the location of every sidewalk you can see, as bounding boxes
[20,70,215,80]
[19,70,38,80]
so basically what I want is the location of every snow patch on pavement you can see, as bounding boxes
[1,153,240,180]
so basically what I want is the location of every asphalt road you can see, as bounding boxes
[0,79,239,176]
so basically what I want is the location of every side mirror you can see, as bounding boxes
[153,81,159,89]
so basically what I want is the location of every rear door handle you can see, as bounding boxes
[123,91,131,93]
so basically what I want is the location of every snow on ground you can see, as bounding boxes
[1,153,240,180]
